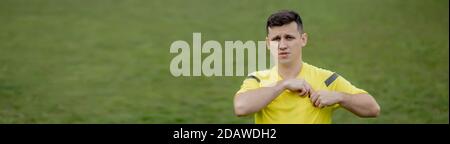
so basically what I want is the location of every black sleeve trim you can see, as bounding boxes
[324,73,339,87]
[247,75,261,83]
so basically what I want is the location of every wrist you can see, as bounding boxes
[279,79,289,89]
[337,92,347,104]
[275,80,288,91]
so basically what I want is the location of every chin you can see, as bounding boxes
[277,59,292,65]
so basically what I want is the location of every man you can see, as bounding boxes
[233,10,380,124]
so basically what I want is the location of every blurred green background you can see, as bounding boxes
[0,0,448,123]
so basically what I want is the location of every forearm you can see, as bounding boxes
[339,93,380,117]
[234,81,286,116]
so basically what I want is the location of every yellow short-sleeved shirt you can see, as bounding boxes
[236,62,368,124]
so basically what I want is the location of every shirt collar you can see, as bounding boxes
[270,61,307,81]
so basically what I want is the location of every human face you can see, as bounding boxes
[266,22,307,66]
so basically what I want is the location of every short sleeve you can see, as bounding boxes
[328,74,368,109]
[235,75,261,95]
[332,76,368,94]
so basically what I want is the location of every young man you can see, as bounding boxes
[233,10,380,124]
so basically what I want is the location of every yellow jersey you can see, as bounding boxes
[236,62,368,124]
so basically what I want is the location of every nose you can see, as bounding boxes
[279,39,288,51]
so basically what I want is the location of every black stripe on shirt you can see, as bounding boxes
[325,73,339,87]
[247,75,260,83]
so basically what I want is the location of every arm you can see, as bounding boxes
[233,81,285,117]
[234,79,313,117]
[339,93,380,118]
[310,91,380,118]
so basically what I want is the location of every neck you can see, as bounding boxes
[278,60,303,79]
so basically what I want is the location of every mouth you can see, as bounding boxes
[278,52,290,58]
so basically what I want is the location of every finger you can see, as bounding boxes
[298,84,307,96]
[301,84,309,97]
[315,96,321,107]
[308,89,315,98]
[318,103,324,108]
[305,84,312,97]
[298,88,306,96]
[304,83,312,96]
[300,87,307,97]
[310,92,319,106]
[310,92,317,103]
[298,91,305,96]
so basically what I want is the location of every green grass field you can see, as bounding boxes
[0,0,448,123]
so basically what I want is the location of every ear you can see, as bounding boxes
[301,33,308,47]
[265,37,270,50]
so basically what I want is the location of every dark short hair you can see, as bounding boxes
[266,10,303,34]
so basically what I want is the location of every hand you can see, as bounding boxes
[282,78,313,97]
[310,90,344,108]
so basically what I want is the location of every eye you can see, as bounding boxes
[285,35,295,40]
[271,36,281,41]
